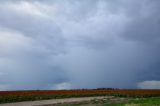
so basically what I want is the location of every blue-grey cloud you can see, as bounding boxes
[0,0,160,90]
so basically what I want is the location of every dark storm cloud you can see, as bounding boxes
[123,0,160,43]
[0,0,160,90]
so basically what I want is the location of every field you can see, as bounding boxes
[0,89,160,104]
[49,97,160,106]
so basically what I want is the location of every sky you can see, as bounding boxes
[0,0,160,91]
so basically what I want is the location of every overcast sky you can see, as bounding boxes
[0,0,160,90]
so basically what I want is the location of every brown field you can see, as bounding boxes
[0,89,160,103]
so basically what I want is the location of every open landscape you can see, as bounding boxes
[1,0,160,106]
[0,89,160,106]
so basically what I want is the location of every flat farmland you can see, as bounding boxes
[0,89,160,104]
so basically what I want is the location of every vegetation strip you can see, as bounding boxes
[0,89,160,103]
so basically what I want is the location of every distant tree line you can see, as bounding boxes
[95,88,120,90]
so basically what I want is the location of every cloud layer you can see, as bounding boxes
[0,0,160,90]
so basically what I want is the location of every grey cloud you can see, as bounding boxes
[0,0,160,90]
[122,0,160,42]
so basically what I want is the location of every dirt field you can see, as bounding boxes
[1,96,160,106]
[0,96,111,106]
[1,89,160,104]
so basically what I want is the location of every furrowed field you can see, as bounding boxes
[0,89,160,103]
